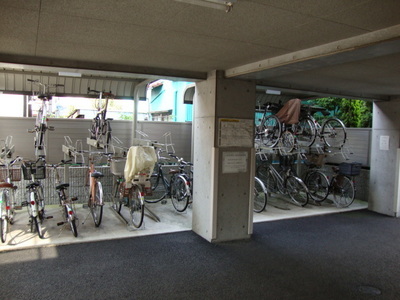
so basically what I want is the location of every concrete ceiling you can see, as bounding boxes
[0,0,399,100]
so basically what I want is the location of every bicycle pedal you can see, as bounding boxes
[57,222,65,226]
[14,206,23,210]
[46,216,53,219]
[161,200,167,205]
[71,197,78,201]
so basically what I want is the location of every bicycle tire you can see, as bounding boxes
[296,117,316,147]
[146,172,168,203]
[280,130,295,153]
[170,175,190,212]
[286,175,309,207]
[304,170,329,202]
[321,118,347,148]
[66,206,78,237]
[256,164,277,194]
[90,181,103,227]
[261,115,282,148]
[112,180,123,213]
[332,175,355,208]
[34,216,44,239]
[129,186,144,228]
[1,218,7,243]
[253,177,267,213]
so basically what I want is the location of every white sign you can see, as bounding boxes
[222,151,248,174]
[380,135,390,151]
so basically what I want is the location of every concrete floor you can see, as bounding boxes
[0,197,367,252]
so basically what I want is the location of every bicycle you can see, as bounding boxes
[49,160,79,237]
[0,156,22,243]
[21,157,51,239]
[253,176,267,213]
[256,154,309,207]
[85,153,105,227]
[296,104,347,149]
[27,79,64,157]
[168,153,193,212]
[87,88,114,149]
[303,161,359,208]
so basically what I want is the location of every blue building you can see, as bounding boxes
[148,80,193,122]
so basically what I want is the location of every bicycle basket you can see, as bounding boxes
[110,158,126,176]
[0,165,22,182]
[22,161,46,180]
[338,162,361,176]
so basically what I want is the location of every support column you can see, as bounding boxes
[192,71,255,242]
[370,97,400,217]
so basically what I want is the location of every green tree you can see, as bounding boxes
[306,97,372,128]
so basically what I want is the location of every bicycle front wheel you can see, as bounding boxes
[129,186,144,228]
[1,218,7,243]
[253,177,267,213]
[332,175,355,208]
[286,176,309,207]
[304,171,329,202]
[90,181,103,227]
[170,175,190,212]
[66,206,78,237]
[321,118,347,148]
[261,115,282,148]
[280,130,295,153]
[256,164,277,194]
[296,117,316,147]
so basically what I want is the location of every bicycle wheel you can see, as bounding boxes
[112,180,123,213]
[1,218,7,243]
[89,181,103,227]
[296,117,316,147]
[332,175,355,208]
[286,175,309,207]
[261,115,282,148]
[253,177,267,213]
[304,170,329,202]
[33,216,44,239]
[129,186,144,228]
[256,164,277,193]
[66,206,78,237]
[321,118,347,148]
[147,172,168,203]
[280,130,295,153]
[170,175,190,212]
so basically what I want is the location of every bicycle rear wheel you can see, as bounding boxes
[304,171,329,202]
[286,176,309,207]
[280,130,295,153]
[129,186,144,228]
[253,177,267,213]
[146,172,168,203]
[33,216,44,239]
[1,218,7,243]
[261,115,282,148]
[66,206,78,237]
[332,175,355,208]
[321,118,347,148]
[89,181,103,227]
[170,175,190,212]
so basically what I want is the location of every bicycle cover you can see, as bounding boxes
[275,98,301,124]
[124,146,157,182]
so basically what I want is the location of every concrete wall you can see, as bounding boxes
[369,98,400,216]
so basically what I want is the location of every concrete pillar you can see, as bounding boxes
[192,71,255,242]
[369,97,400,217]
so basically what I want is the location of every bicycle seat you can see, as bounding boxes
[26,182,40,189]
[0,182,15,189]
[56,183,70,190]
[91,171,104,178]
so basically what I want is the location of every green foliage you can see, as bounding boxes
[305,97,372,128]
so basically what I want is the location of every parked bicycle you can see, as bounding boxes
[84,152,105,227]
[296,104,347,149]
[87,88,114,149]
[27,79,64,157]
[303,160,359,208]
[168,153,193,212]
[256,154,309,207]
[253,176,267,213]
[0,156,22,243]
[49,160,79,237]
[21,157,51,238]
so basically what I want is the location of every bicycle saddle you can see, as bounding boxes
[91,171,104,178]
[56,183,70,190]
